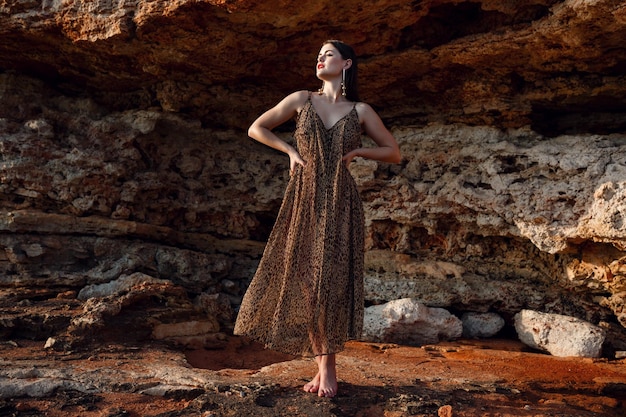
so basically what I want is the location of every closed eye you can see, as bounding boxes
[317,51,334,61]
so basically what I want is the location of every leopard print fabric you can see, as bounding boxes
[234,92,365,357]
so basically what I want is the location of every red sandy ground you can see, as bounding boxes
[3,337,625,417]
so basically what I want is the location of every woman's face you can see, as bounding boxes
[316,44,346,78]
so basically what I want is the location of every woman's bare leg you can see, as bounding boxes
[317,354,337,397]
[303,356,321,393]
[303,354,337,396]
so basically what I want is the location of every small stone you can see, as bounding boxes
[44,337,56,349]
[56,290,77,299]
[438,404,453,417]
[15,402,33,412]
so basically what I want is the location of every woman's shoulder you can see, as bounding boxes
[354,101,377,118]
[281,90,311,112]
[354,101,373,110]
[285,90,311,102]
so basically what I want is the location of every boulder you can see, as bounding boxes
[362,298,462,346]
[461,312,505,339]
[514,309,606,358]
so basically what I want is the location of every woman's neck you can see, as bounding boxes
[318,81,345,103]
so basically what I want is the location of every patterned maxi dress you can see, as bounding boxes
[234,92,365,357]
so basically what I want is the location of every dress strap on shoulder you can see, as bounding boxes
[307,91,312,100]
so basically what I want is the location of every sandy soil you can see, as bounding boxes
[1,337,625,417]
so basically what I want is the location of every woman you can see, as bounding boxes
[234,40,401,398]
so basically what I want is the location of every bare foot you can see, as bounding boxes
[303,372,320,393]
[317,354,338,398]
[318,369,338,397]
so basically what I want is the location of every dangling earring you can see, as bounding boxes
[341,68,347,97]
[318,81,324,95]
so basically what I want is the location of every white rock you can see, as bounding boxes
[514,309,606,358]
[77,272,168,300]
[121,110,160,134]
[0,375,94,399]
[43,338,56,349]
[461,312,505,338]
[362,298,462,345]
[24,119,53,138]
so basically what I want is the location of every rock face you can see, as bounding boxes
[2,0,625,134]
[0,0,625,357]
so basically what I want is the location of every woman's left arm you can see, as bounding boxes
[343,103,401,165]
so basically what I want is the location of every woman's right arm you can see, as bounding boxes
[248,91,308,173]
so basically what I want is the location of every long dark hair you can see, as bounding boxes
[323,40,360,102]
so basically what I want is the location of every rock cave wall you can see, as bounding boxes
[0,0,625,351]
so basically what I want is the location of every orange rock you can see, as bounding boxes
[438,404,453,417]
